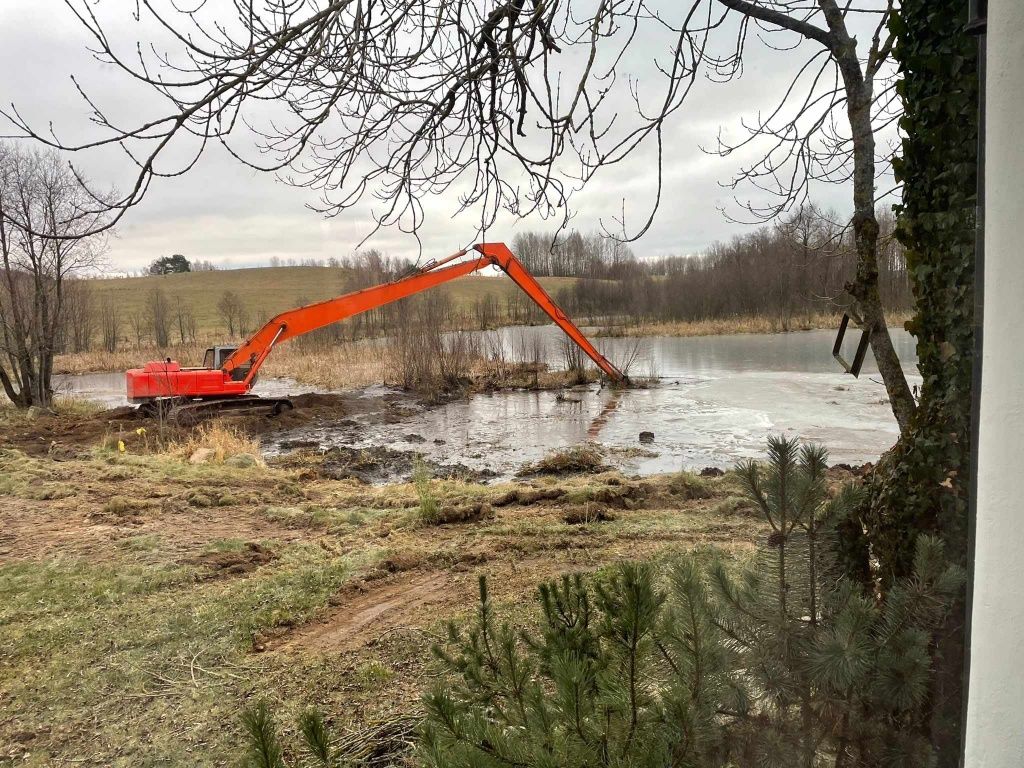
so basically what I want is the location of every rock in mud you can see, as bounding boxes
[189,447,216,465]
[639,431,655,444]
[225,452,260,468]
[699,467,725,477]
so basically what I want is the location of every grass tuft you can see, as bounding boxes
[414,458,441,524]
[166,421,262,464]
[519,444,609,476]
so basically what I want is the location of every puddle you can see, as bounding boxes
[55,327,919,481]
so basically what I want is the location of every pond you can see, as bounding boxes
[54,326,919,479]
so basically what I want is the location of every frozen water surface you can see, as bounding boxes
[55,327,918,478]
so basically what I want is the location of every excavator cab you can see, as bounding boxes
[202,346,252,382]
[202,346,238,370]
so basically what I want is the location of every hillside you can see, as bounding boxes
[86,266,582,337]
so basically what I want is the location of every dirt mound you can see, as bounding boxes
[184,542,277,578]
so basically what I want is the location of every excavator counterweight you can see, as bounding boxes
[125,242,627,414]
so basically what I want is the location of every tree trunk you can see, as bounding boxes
[0,366,23,406]
[840,65,916,435]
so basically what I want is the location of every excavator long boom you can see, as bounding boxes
[222,242,626,385]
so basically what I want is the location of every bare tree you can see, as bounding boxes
[5,1,911,428]
[127,310,147,348]
[174,295,197,344]
[60,277,96,353]
[0,142,108,407]
[145,287,171,348]
[217,290,244,338]
[706,1,913,432]
[98,293,120,353]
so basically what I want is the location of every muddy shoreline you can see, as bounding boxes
[2,375,876,484]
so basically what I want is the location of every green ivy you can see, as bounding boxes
[866,0,977,582]
[856,4,978,766]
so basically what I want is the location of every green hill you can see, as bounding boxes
[86,266,582,337]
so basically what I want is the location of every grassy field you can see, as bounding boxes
[87,267,581,338]
[0,431,764,767]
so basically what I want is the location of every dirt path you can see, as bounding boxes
[276,571,454,653]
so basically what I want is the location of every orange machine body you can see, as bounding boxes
[125,362,248,403]
[125,242,626,403]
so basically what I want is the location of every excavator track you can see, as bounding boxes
[140,396,293,425]
[170,396,293,424]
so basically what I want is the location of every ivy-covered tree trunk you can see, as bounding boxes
[861,2,978,766]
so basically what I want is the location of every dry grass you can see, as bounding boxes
[519,443,610,476]
[597,311,913,338]
[53,342,210,375]
[0,443,763,767]
[262,340,391,390]
[0,395,105,426]
[165,420,262,463]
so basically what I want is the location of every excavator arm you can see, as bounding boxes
[472,243,625,383]
[222,242,627,385]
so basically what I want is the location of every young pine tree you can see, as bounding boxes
[420,435,964,768]
[239,436,963,768]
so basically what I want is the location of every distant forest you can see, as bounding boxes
[512,205,912,324]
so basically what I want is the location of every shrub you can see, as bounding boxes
[414,458,441,524]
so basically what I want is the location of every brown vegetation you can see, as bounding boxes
[598,310,914,338]
[0,438,768,766]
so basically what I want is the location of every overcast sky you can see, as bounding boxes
[0,0,869,272]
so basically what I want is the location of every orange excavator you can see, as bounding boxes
[126,242,627,420]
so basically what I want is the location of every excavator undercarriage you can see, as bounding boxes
[125,242,627,422]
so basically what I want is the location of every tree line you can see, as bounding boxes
[514,206,912,325]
